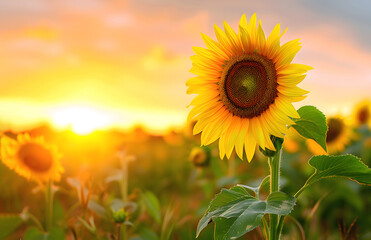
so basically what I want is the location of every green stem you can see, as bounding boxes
[276,175,311,238]
[268,148,281,240]
[45,180,54,232]
[117,224,121,240]
[261,216,269,240]
[121,224,126,240]
[27,212,44,232]
[120,157,128,240]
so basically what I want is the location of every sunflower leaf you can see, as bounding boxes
[0,214,23,239]
[141,191,161,223]
[292,105,327,151]
[196,186,296,239]
[297,155,371,197]
[24,227,65,240]
[306,154,371,186]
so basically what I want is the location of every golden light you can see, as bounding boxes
[50,106,113,135]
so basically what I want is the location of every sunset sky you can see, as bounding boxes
[0,0,370,133]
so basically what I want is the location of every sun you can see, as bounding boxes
[50,106,112,135]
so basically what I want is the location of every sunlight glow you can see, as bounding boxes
[51,106,112,135]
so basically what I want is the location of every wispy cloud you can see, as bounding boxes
[0,0,370,130]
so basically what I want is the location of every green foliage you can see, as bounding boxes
[142,191,161,223]
[136,228,159,240]
[292,106,327,152]
[196,186,296,239]
[24,227,65,240]
[0,214,23,239]
[113,208,127,223]
[299,155,371,195]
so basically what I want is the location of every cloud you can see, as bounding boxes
[0,0,370,130]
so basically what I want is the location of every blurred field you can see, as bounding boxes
[1,114,370,239]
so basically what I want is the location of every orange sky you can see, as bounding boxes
[0,0,370,133]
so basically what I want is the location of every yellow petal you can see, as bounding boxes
[275,39,301,68]
[218,115,233,159]
[277,74,306,86]
[186,76,218,87]
[192,46,224,65]
[250,117,266,149]
[194,105,225,134]
[214,24,233,56]
[238,14,249,52]
[278,64,314,76]
[201,33,229,60]
[256,20,266,54]
[190,65,221,78]
[187,83,218,95]
[245,126,257,162]
[188,93,219,106]
[248,13,257,41]
[260,112,285,138]
[201,110,229,145]
[268,103,295,125]
[219,133,226,160]
[266,23,281,58]
[238,14,248,34]
[224,117,242,159]
[277,85,309,97]
[223,21,243,55]
[274,98,300,119]
[187,98,220,122]
[235,119,249,160]
[265,108,289,135]
[190,55,223,70]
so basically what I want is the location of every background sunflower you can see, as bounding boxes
[1,133,64,183]
[352,100,371,128]
[307,116,356,155]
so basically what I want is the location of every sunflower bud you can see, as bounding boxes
[113,209,127,224]
[189,146,210,167]
[259,136,283,157]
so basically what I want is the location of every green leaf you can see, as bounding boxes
[237,175,270,198]
[196,186,296,239]
[259,176,270,196]
[142,191,161,223]
[0,214,23,239]
[292,105,327,152]
[305,154,371,188]
[138,228,160,240]
[24,227,65,240]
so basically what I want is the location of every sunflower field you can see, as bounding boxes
[1,2,371,240]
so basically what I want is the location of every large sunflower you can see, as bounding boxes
[352,99,371,127]
[307,116,354,155]
[187,13,312,161]
[1,133,64,183]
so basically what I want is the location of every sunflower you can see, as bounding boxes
[307,116,354,155]
[1,133,64,183]
[187,13,311,161]
[352,99,371,127]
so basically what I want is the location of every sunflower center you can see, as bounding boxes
[18,143,53,172]
[220,53,277,118]
[358,107,369,124]
[326,118,343,143]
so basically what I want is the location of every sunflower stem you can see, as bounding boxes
[119,155,129,240]
[45,179,54,232]
[26,211,44,232]
[268,148,282,240]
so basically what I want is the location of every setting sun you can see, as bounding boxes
[50,106,112,135]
